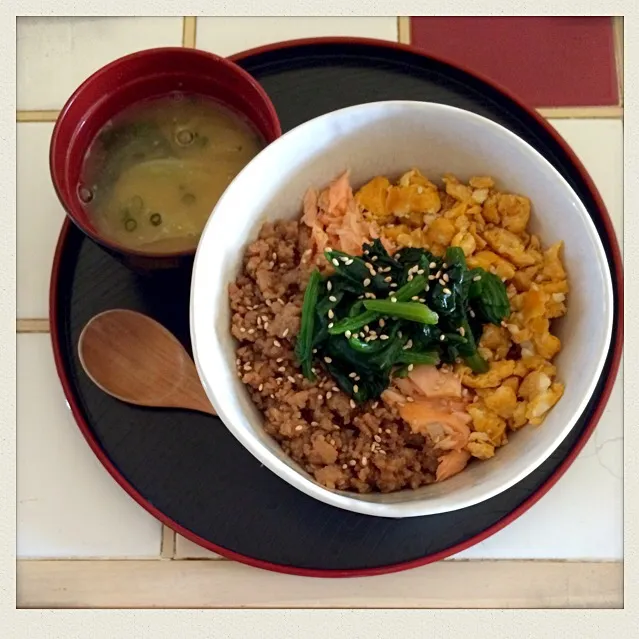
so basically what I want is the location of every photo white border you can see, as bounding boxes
[3,1,634,636]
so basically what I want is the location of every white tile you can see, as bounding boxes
[17,334,162,558]
[195,17,398,57]
[548,119,623,241]
[175,534,222,559]
[17,17,183,110]
[452,371,622,560]
[17,123,65,319]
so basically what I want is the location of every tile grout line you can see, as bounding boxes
[397,16,411,44]
[15,106,624,125]
[17,319,50,333]
[182,16,197,48]
[160,526,176,559]
[613,16,623,106]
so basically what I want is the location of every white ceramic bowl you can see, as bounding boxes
[190,101,613,518]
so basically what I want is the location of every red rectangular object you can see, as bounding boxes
[410,17,618,108]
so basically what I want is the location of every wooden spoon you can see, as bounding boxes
[78,309,216,416]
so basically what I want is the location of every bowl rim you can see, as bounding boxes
[48,46,282,261]
[49,36,623,578]
[190,98,615,519]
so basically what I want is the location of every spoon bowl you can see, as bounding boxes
[78,308,216,416]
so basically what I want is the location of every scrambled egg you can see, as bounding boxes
[355,169,567,461]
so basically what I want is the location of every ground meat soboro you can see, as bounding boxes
[229,220,440,493]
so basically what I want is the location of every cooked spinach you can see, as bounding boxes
[294,238,510,400]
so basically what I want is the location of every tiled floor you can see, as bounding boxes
[16,17,623,563]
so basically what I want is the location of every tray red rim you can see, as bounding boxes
[48,36,624,579]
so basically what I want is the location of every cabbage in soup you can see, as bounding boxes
[79,93,264,253]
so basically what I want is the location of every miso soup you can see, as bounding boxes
[79,93,264,253]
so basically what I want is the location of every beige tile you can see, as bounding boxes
[548,119,623,242]
[195,17,398,57]
[17,122,65,319]
[17,334,162,558]
[17,17,183,110]
[175,534,223,559]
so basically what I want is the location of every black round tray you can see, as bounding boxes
[50,38,623,577]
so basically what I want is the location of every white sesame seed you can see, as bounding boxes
[261,315,268,322]
[277,366,286,373]
[274,339,281,347]
[417,269,425,275]
[324,356,332,363]
[429,261,437,268]
[404,340,413,350]
[443,263,448,268]
[258,384,264,391]
[346,259,354,265]
[411,295,419,301]
[312,348,318,354]
[428,274,436,280]
[349,459,357,466]
[248,328,255,334]
[276,357,283,363]
[327,281,332,291]
[435,270,442,279]
[443,287,452,295]
[361,457,368,466]
[406,397,414,402]
[332,258,340,267]
[443,273,449,282]
[374,435,382,443]
[240,327,246,333]
[350,399,356,409]
[282,328,289,337]
[326,392,332,399]
[243,363,252,371]
[342,464,348,469]
[264,322,269,330]
[355,375,360,381]
[391,297,398,303]
[372,402,379,409]
[349,372,357,378]
[328,323,334,329]
[439,278,446,286]
[328,309,334,319]
[329,295,337,302]
[287,376,296,384]
[379,319,385,327]
[345,330,352,338]
[380,335,389,341]
[295,425,303,431]
[473,275,482,282]
[371,255,378,262]
[353,384,359,393]
[385,428,391,434]
[440,334,446,341]
[384,276,392,283]
[408,364,414,371]
[390,283,398,288]
[469,310,476,318]
[332,386,339,392]
[341,256,349,263]
[459,327,466,336]
[363,278,371,287]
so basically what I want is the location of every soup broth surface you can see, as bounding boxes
[80,93,264,253]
